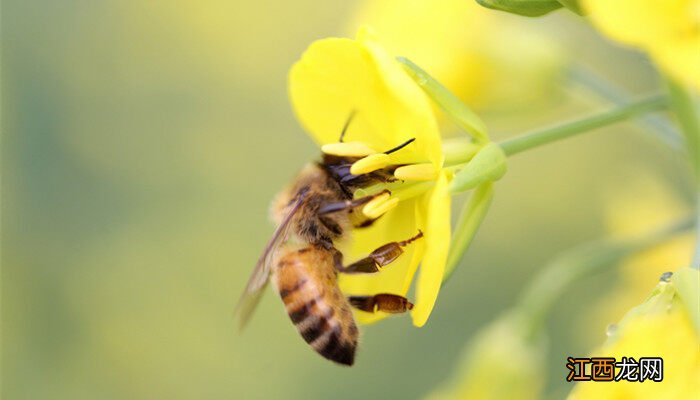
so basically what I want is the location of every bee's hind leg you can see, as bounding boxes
[335,231,423,274]
[348,294,413,313]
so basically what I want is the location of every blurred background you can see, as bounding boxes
[3,1,693,399]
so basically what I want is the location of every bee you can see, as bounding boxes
[235,115,423,366]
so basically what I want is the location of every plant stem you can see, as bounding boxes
[567,66,682,149]
[667,79,700,181]
[442,183,494,284]
[499,95,668,156]
[695,196,700,269]
[666,78,700,269]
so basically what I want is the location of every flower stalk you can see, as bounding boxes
[498,95,669,156]
[665,78,700,269]
[442,183,494,283]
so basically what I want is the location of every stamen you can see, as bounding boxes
[321,141,377,157]
[338,110,357,143]
[350,153,392,175]
[362,192,399,219]
[393,164,438,181]
[392,181,435,202]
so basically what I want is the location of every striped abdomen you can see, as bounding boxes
[272,246,359,366]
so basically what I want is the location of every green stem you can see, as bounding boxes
[499,95,668,156]
[666,78,700,269]
[442,183,494,284]
[695,196,700,269]
[567,65,682,149]
[517,215,694,340]
[667,79,700,181]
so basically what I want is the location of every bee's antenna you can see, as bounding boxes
[384,137,416,154]
[338,110,357,143]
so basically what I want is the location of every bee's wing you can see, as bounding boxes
[234,194,305,330]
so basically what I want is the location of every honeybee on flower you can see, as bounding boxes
[235,28,456,365]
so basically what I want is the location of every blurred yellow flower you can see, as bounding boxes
[425,314,546,400]
[347,0,564,112]
[569,268,700,399]
[582,0,700,90]
[288,28,451,327]
[579,179,693,345]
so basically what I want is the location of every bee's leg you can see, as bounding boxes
[318,189,390,215]
[348,294,413,313]
[336,231,423,273]
[341,168,399,189]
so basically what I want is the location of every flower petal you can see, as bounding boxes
[582,0,700,90]
[411,170,451,327]
[288,30,443,167]
[654,36,700,91]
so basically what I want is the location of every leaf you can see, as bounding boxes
[556,0,584,15]
[476,0,563,17]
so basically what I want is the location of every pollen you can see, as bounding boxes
[350,153,392,175]
[321,141,377,157]
[394,163,438,181]
[362,192,399,219]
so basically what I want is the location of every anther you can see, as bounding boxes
[350,153,392,175]
[393,163,438,181]
[362,192,399,219]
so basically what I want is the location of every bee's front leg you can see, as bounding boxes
[335,231,423,274]
[317,189,390,215]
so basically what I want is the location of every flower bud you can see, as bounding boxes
[449,143,507,193]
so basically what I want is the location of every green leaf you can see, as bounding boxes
[476,0,562,17]
[442,183,494,283]
[397,57,489,142]
[449,143,507,193]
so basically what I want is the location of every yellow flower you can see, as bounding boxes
[288,28,451,327]
[347,0,564,111]
[579,179,693,344]
[582,0,700,90]
[569,268,700,400]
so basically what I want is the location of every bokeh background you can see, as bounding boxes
[3,1,693,399]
